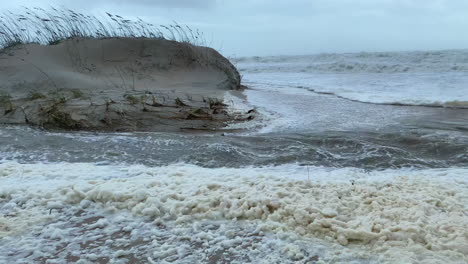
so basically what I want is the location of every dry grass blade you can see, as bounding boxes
[0,7,207,51]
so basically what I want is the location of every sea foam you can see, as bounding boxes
[1,162,467,263]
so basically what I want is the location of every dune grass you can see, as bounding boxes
[0,7,206,51]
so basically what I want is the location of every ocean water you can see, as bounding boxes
[1,50,468,263]
[237,49,468,108]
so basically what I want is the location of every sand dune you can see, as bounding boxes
[0,37,248,131]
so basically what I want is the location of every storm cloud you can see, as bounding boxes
[1,0,468,56]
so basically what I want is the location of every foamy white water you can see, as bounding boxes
[0,162,467,263]
[237,50,468,108]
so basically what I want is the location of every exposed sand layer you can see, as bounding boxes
[0,163,467,263]
[0,38,251,131]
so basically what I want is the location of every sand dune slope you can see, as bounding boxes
[0,38,247,131]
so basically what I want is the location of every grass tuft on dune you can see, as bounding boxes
[0,7,206,51]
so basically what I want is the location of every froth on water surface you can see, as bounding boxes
[0,163,467,263]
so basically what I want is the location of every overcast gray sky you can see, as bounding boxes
[2,0,468,56]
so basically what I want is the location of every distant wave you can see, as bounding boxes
[240,62,468,74]
[237,49,468,74]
